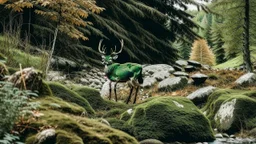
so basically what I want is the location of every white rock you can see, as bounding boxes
[34,129,56,144]
[127,108,133,114]
[142,77,157,88]
[235,73,256,85]
[214,99,236,130]
[187,86,216,103]
[153,71,170,81]
[158,77,188,92]
[143,64,175,76]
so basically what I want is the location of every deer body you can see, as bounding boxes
[99,39,143,104]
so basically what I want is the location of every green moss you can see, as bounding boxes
[47,82,95,115]
[56,130,82,144]
[72,85,130,111]
[39,81,53,97]
[202,89,256,133]
[37,96,85,115]
[25,135,37,144]
[106,118,134,135]
[120,111,132,121]
[25,110,139,144]
[103,109,126,118]
[126,97,214,142]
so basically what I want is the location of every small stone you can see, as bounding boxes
[188,60,202,67]
[173,71,189,77]
[184,65,196,72]
[173,65,183,71]
[175,59,188,67]
[34,129,56,144]
[223,133,229,138]
[139,139,164,144]
[191,73,208,85]
[215,133,223,138]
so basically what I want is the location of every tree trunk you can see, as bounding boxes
[243,0,253,72]
[45,27,58,74]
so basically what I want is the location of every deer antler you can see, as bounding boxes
[98,39,106,54]
[111,39,124,55]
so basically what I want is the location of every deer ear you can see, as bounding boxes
[112,55,118,60]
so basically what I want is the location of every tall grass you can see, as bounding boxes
[0,29,48,75]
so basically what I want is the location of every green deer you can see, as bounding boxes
[98,39,143,104]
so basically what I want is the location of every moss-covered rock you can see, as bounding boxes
[126,97,214,142]
[72,85,130,111]
[37,96,85,115]
[47,82,95,115]
[202,89,256,134]
[25,110,139,144]
[106,118,134,135]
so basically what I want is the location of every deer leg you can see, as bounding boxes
[126,87,134,104]
[133,86,139,104]
[114,82,118,102]
[109,81,112,100]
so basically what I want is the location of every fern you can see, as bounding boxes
[0,81,39,138]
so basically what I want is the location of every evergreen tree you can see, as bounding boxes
[210,15,226,64]
[0,0,209,66]
[190,39,215,65]
[212,0,256,71]
[174,41,191,60]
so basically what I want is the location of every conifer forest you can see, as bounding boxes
[1,0,256,144]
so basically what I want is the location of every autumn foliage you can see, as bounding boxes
[190,39,215,66]
[2,0,104,40]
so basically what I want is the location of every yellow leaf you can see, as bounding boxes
[0,0,7,4]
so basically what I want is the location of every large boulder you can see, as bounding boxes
[235,72,256,86]
[126,97,215,142]
[143,64,174,76]
[202,89,256,133]
[187,86,217,105]
[158,77,188,92]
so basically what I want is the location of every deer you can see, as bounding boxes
[98,39,143,104]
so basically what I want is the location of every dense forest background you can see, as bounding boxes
[0,0,256,71]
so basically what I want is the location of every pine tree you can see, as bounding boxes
[190,39,215,65]
[210,15,226,64]
[212,0,256,71]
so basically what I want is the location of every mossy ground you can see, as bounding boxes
[124,96,215,142]
[12,81,139,144]
[47,82,95,115]
[202,89,256,133]
[72,85,132,117]
[24,110,138,144]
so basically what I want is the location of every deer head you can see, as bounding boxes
[98,39,124,65]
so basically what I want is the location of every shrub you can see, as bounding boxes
[0,81,39,138]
